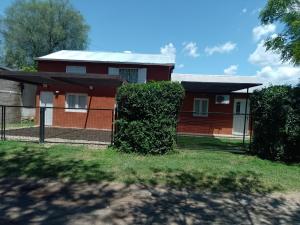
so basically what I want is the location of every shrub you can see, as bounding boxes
[250,85,300,162]
[114,81,185,154]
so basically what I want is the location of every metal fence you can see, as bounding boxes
[0,105,114,145]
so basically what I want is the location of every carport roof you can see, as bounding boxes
[172,73,262,93]
[0,71,124,88]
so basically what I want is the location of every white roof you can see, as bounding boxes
[37,50,175,66]
[172,73,259,84]
[172,73,262,93]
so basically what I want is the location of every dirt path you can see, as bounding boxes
[0,178,299,225]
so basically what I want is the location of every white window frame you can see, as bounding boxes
[66,66,86,74]
[193,98,209,117]
[65,93,88,113]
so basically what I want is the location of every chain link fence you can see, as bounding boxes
[1,105,114,145]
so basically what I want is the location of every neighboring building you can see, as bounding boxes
[0,66,36,122]
[0,66,22,123]
[0,50,261,137]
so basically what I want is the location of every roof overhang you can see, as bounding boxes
[181,81,262,93]
[0,71,124,88]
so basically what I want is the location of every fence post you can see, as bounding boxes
[39,107,45,143]
[1,106,3,140]
[243,88,249,147]
[2,106,6,141]
[111,109,115,145]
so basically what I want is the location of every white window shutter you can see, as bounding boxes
[108,67,119,76]
[138,68,147,83]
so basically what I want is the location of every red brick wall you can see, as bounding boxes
[37,60,172,81]
[36,85,116,130]
[177,92,249,136]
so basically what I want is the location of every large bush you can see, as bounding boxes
[114,81,185,154]
[250,85,300,162]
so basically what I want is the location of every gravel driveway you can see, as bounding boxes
[0,178,299,225]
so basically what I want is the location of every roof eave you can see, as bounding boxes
[35,58,175,67]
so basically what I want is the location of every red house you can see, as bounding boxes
[0,50,261,138]
[35,50,175,131]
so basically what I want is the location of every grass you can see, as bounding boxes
[0,136,299,193]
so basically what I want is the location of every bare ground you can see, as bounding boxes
[0,178,299,225]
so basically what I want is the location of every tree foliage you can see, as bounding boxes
[260,0,300,65]
[250,85,300,162]
[0,0,89,68]
[114,82,185,155]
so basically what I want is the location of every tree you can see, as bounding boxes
[260,0,300,65]
[0,0,89,68]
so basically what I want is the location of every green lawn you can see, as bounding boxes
[0,136,299,193]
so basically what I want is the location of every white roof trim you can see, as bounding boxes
[37,50,175,66]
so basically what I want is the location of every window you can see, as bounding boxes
[235,102,241,114]
[65,93,87,112]
[66,66,86,74]
[193,98,209,117]
[119,68,138,83]
[215,95,230,104]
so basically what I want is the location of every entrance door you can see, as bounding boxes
[233,99,250,136]
[40,91,53,126]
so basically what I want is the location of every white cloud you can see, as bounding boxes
[252,24,276,41]
[248,40,282,66]
[256,66,300,85]
[242,8,247,13]
[178,64,184,69]
[123,50,132,53]
[160,43,176,57]
[182,42,199,58]
[224,65,238,75]
[205,42,237,55]
[249,40,300,85]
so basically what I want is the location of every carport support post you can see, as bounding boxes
[243,88,249,147]
[39,107,45,143]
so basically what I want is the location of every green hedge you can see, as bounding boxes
[250,85,300,162]
[114,81,185,154]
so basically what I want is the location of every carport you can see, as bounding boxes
[172,74,262,144]
[0,70,125,145]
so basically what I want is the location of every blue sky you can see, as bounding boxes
[0,0,299,84]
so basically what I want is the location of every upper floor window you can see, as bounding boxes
[119,68,138,83]
[193,98,209,117]
[108,67,147,83]
[66,66,86,74]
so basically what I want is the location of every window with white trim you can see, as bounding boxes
[193,98,209,117]
[66,66,86,74]
[65,93,87,112]
[119,68,139,83]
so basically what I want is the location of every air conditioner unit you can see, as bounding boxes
[215,95,230,104]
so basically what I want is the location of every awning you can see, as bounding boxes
[0,71,124,88]
[181,81,261,93]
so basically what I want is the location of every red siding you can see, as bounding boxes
[38,60,172,81]
[36,85,116,130]
[177,92,249,136]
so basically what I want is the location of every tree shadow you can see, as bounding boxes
[0,144,115,183]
